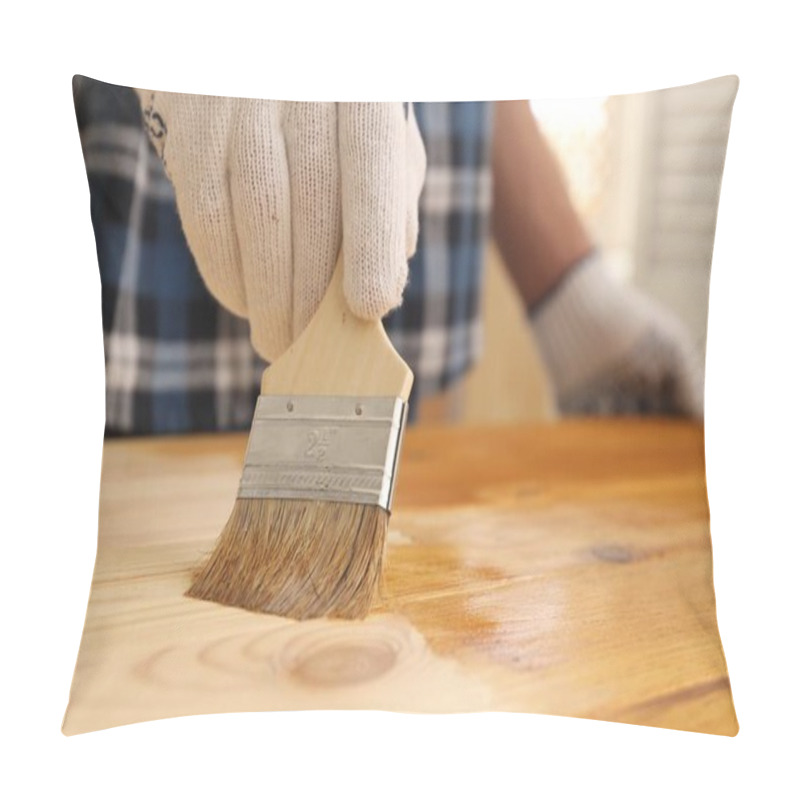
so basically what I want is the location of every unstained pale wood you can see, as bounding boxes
[261,255,413,400]
[63,419,737,736]
[460,241,557,424]
[417,242,555,426]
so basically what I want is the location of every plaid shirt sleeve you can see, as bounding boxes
[74,77,492,435]
[74,76,266,436]
[384,101,492,402]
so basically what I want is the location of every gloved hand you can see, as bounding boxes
[135,90,426,362]
[529,251,705,417]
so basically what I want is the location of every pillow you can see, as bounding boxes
[63,75,739,736]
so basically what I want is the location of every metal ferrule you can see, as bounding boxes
[238,395,408,512]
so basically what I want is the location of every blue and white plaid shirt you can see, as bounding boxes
[74,77,492,435]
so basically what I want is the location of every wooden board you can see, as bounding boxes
[62,419,737,736]
[418,241,557,425]
[460,240,557,424]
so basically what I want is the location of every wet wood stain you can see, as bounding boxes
[64,420,737,736]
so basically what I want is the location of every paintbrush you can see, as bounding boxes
[186,252,413,620]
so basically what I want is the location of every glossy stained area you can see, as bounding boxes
[63,420,737,736]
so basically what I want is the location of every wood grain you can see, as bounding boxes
[63,419,737,736]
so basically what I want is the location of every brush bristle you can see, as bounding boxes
[186,498,388,620]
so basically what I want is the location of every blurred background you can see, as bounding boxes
[428,75,737,425]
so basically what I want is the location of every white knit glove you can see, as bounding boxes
[529,252,705,417]
[136,90,426,362]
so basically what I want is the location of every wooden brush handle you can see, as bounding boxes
[260,254,414,400]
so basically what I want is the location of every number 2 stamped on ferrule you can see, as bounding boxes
[305,429,337,462]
